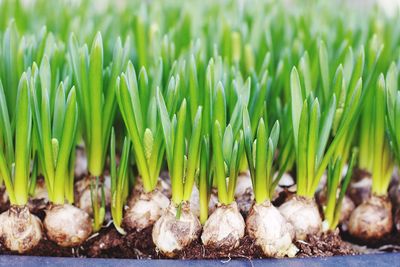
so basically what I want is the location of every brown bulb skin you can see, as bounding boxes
[348,195,393,241]
[246,200,297,258]
[152,202,201,257]
[0,205,42,253]
[44,204,92,247]
[201,202,245,250]
[279,196,322,240]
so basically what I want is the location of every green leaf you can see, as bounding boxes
[297,99,309,197]
[88,32,103,176]
[171,100,187,204]
[0,80,14,166]
[319,41,330,103]
[306,99,319,194]
[52,83,66,141]
[14,73,32,205]
[53,87,77,204]
[317,96,336,164]
[156,88,173,168]
[255,118,267,203]
[143,128,153,161]
[116,74,151,191]
[243,107,255,183]
[291,67,303,149]
[212,120,228,204]
[214,82,226,127]
[183,106,203,200]
[222,125,233,164]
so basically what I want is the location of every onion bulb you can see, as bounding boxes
[279,196,322,240]
[201,201,245,249]
[152,202,201,257]
[0,206,42,253]
[44,204,92,247]
[246,200,298,257]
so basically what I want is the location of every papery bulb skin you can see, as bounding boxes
[44,204,92,247]
[75,175,111,215]
[340,195,355,224]
[124,189,170,230]
[273,173,296,203]
[189,185,218,218]
[33,179,48,200]
[152,202,201,257]
[74,146,88,178]
[246,200,298,258]
[348,172,372,206]
[201,202,245,250]
[0,205,42,253]
[348,195,393,241]
[235,171,254,215]
[279,196,322,240]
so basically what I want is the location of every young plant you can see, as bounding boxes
[280,66,363,240]
[323,150,357,231]
[69,32,128,178]
[199,81,247,250]
[31,65,92,246]
[116,62,170,231]
[0,74,42,253]
[349,74,394,241]
[152,93,202,256]
[243,111,297,258]
[109,129,130,235]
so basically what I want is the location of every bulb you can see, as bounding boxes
[235,171,254,215]
[44,204,92,247]
[279,196,322,240]
[75,176,111,215]
[201,201,245,249]
[124,189,170,230]
[247,200,298,258]
[348,195,393,241]
[0,205,42,253]
[152,202,201,257]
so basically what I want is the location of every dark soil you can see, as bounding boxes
[341,227,400,250]
[295,230,356,257]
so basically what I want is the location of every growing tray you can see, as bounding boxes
[0,253,398,267]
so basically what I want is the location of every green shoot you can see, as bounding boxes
[199,137,212,225]
[243,108,285,203]
[116,62,172,193]
[90,176,106,232]
[0,73,32,205]
[291,65,364,198]
[324,149,357,230]
[370,74,394,196]
[157,92,203,207]
[31,72,78,205]
[69,32,128,177]
[212,120,244,205]
[110,128,130,235]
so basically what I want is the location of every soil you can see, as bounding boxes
[295,230,356,257]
